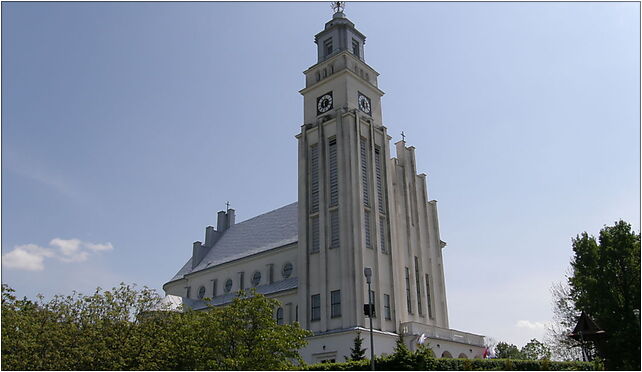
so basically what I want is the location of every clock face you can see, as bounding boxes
[317,92,333,115]
[358,93,372,115]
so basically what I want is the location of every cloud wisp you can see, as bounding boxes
[2,238,114,271]
[515,320,549,330]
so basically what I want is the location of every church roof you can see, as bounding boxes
[167,202,298,283]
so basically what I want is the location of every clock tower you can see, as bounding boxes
[296,5,400,336]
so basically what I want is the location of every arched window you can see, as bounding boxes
[282,262,293,279]
[224,278,233,293]
[197,286,206,299]
[458,353,468,359]
[441,351,453,358]
[251,271,261,287]
[276,307,284,325]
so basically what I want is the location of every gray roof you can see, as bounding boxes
[168,202,298,283]
[183,277,298,310]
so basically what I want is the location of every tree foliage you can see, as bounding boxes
[346,331,367,361]
[566,220,640,370]
[520,338,551,360]
[495,342,523,359]
[1,284,311,370]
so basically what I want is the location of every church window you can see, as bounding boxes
[324,38,332,57]
[415,257,423,315]
[316,71,320,82]
[425,274,434,319]
[405,267,412,314]
[186,286,191,298]
[251,271,261,287]
[323,68,327,78]
[239,272,245,291]
[267,263,274,284]
[364,210,372,249]
[360,139,370,206]
[296,305,299,322]
[197,286,206,299]
[329,209,340,249]
[352,39,360,57]
[328,138,338,207]
[310,144,319,213]
[379,216,387,253]
[330,64,334,74]
[311,294,321,321]
[330,290,341,318]
[276,307,284,325]
[224,279,233,293]
[384,294,391,320]
[212,279,218,297]
[375,146,385,214]
[282,262,293,279]
[310,216,320,253]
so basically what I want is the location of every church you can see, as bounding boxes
[163,4,485,363]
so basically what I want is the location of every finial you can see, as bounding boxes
[331,1,345,14]
[225,201,231,212]
[401,131,406,142]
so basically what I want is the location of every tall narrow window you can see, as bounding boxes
[330,210,340,249]
[360,139,369,206]
[330,290,341,318]
[379,216,387,253]
[364,210,372,249]
[310,216,320,253]
[212,279,217,298]
[186,286,191,299]
[328,138,338,207]
[324,38,333,57]
[375,146,385,213]
[415,257,423,315]
[296,305,299,322]
[311,294,321,321]
[352,39,360,57]
[405,267,412,314]
[425,274,434,319]
[276,307,284,325]
[239,272,245,291]
[309,144,319,213]
[384,294,391,320]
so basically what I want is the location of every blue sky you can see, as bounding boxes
[2,2,639,348]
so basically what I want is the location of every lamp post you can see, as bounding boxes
[364,267,375,371]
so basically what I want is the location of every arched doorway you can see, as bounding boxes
[458,353,468,359]
[441,351,453,358]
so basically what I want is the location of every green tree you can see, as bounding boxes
[346,331,367,361]
[568,220,640,370]
[495,342,523,359]
[520,338,551,360]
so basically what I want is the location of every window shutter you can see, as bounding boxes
[379,216,386,253]
[310,144,320,213]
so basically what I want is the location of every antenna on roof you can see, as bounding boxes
[331,1,345,14]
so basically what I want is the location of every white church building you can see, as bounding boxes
[163,5,485,364]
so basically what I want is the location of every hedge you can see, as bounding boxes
[306,357,597,371]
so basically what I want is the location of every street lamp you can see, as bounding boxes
[364,267,375,371]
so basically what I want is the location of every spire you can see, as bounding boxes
[315,2,366,63]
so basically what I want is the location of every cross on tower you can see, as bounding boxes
[331,1,345,14]
[401,131,406,142]
[225,201,231,212]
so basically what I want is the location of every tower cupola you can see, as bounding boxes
[315,3,366,63]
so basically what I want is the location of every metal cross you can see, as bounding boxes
[225,201,231,211]
[401,131,406,141]
[331,1,345,14]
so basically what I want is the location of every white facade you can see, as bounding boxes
[163,9,484,364]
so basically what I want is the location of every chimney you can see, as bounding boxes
[192,241,208,268]
[204,226,221,247]
[227,208,236,228]
[217,211,227,232]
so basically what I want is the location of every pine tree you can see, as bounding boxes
[347,332,367,361]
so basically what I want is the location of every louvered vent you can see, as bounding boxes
[375,146,385,213]
[379,216,386,253]
[328,138,338,207]
[310,216,320,253]
[330,209,340,248]
[364,209,372,249]
[310,144,319,213]
[360,139,369,206]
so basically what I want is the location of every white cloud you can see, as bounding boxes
[516,320,549,330]
[2,244,55,271]
[2,239,114,271]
